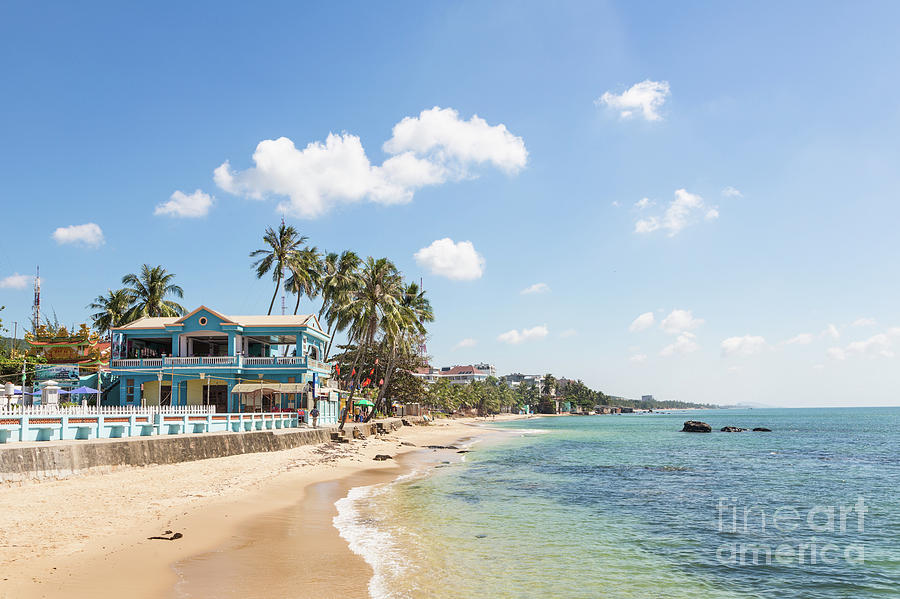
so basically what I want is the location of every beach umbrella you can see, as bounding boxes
[67,386,100,394]
[354,399,375,407]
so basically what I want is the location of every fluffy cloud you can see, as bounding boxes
[629,312,655,332]
[0,273,29,289]
[629,353,648,363]
[52,223,104,247]
[784,333,814,345]
[851,317,876,327]
[634,189,718,237]
[660,309,704,334]
[453,338,477,350]
[722,186,743,198]
[634,197,653,209]
[721,335,767,356]
[155,189,214,218]
[414,238,485,281]
[497,325,549,345]
[597,80,670,121]
[827,328,900,360]
[215,107,527,218]
[520,282,550,295]
[660,332,699,356]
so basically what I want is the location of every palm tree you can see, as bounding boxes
[338,257,403,430]
[367,282,433,421]
[318,250,361,359]
[284,246,322,315]
[121,265,185,319]
[87,289,134,337]
[250,223,308,315]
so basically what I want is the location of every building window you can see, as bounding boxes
[126,379,135,403]
[198,317,208,326]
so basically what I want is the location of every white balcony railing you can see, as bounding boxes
[110,355,331,371]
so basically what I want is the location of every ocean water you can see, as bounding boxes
[335,409,900,598]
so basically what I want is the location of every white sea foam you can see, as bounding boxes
[333,466,433,598]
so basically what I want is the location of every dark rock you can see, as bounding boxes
[456,450,470,453]
[425,445,459,449]
[475,534,487,538]
[401,419,412,426]
[148,532,183,541]
[720,426,747,432]
[752,427,772,432]
[373,454,393,461]
[400,441,416,447]
[681,420,712,433]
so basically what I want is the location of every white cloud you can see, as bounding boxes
[629,353,647,363]
[0,273,29,289]
[660,309,704,334]
[826,347,846,361]
[497,325,549,345]
[851,317,876,327]
[559,329,578,338]
[215,107,526,218]
[453,338,477,350]
[520,282,550,295]
[721,335,767,357]
[660,332,699,357]
[611,201,621,208]
[846,334,893,358]
[155,189,214,218]
[52,223,104,247]
[823,324,840,340]
[634,197,653,209]
[414,238,485,281]
[784,333,814,345]
[629,312,655,332]
[634,189,717,237]
[596,80,671,121]
[722,186,743,198]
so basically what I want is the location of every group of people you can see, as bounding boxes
[297,407,320,427]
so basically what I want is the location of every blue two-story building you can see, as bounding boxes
[110,306,339,420]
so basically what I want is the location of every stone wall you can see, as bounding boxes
[0,419,404,483]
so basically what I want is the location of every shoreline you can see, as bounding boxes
[0,414,533,598]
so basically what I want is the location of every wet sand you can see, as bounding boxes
[0,415,531,598]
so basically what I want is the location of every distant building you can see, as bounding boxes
[641,395,654,402]
[413,363,495,385]
[500,372,544,389]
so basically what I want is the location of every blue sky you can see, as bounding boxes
[2,1,900,406]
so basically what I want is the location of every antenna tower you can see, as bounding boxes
[32,266,41,330]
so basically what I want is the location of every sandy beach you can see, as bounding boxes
[0,415,531,598]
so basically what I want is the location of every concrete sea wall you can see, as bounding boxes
[0,419,404,483]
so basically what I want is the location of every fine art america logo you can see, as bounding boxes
[715,497,867,566]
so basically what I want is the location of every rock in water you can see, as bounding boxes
[752,427,772,432]
[682,420,712,433]
[720,426,747,432]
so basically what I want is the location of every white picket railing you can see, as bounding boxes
[0,405,216,416]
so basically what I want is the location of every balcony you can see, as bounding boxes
[110,356,332,372]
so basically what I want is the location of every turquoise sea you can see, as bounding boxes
[335,409,900,598]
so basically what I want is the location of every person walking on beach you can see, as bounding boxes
[310,406,319,428]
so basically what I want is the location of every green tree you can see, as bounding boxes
[87,289,134,338]
[285,245,322,315]
[121,265,185,319]
[250,223,308,315]
[319,251,362,359]
[338,257,403,430]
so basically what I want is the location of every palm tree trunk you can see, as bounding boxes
[365,342,396,422]
[293,290,301,315]
[267,275,281,315]
[324,322,335,360]
[337,341,366,431]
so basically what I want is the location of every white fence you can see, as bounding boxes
[0,405,216,416]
